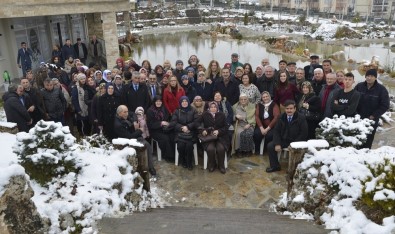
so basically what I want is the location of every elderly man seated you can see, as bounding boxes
[114,105,156,175]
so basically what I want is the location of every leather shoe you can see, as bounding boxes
[149,168,157,176]
[219,168,226,174]
[188,166,193,171]
[208,167,215,172]
[265,167,281,173]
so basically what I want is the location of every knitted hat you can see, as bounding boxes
[181,75,189,80]
[365,69,377,78]
[135,106,145,115]
[76,73,86,81]
[176,60,183,65]
[186,67,195,73]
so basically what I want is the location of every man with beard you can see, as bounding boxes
[213,67,240,106]
[20,77,45,125]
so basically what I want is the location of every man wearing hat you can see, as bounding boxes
[174,59,186,82]
[304,55,323,81]
[287,62,297,84]
[355,69,390,149]
[230,53,243,74]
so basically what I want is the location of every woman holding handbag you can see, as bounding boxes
[232,93,256,156]
[170,96,199,170]
[296,81,321,140]
[147,95,175,162]
[200,102,230,174]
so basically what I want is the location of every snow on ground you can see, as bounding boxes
[283,146,395,234]
[0,122,164,233]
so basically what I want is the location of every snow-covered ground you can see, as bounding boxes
[0,122,163,233]
[276,146,395,234]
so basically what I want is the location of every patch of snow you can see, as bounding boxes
[0,121,17,128]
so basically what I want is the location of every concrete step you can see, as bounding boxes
[98,206,327,234]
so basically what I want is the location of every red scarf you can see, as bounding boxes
[321,85,334,111]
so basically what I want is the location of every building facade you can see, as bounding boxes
[0,0,131,85]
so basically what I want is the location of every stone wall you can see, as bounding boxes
[101,12,120,68]
[0,0,131,18]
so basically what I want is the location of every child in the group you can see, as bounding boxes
[135,106,149,139]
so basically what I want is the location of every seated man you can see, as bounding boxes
[114,105,156,176]
[266,100,308,173]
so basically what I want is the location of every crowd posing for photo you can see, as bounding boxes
[4,49,390,175]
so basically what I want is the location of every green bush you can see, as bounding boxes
[13,120,80,186]
[360,159,395,224]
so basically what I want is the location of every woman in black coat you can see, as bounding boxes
[170,96,199,170]
[296,81,321,140]
[97,83,121,140]
[200,101,230,174]
[147,95,175,162]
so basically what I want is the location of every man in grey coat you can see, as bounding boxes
[41,78,66,124]
[319,72,341,119]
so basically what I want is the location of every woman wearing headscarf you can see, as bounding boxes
[97,83,121,140]
[191,95,206,115]
[102,69,112,83]
[170,96,199,170]
[253,91,280,154]
[232,93,256,156]
[180,75,197,102]
[147,95,175,162]
[163,75,186,114]
[71,73,90,137]
[200,101,230,174]
[296,81,321,140]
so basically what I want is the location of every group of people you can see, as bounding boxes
[5,49,390,175]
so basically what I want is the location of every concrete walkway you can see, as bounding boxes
[98,206,327,234]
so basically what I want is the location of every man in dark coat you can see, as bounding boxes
[41,78,67,124]
[266,100,308,173]
[121,71,151,113]
[3,84,32,132]
[213,68,239,106]
[355,69,390,149]
[16,42,32,77]
[114,105,156,176]
[61,39,76,65]
[73,38,88,64]
[256,65,277,98]
[21,77,45,125]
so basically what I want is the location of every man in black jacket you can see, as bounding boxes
[73,38,88,64]
[266,100,308,173]
[355,69,390,149]
[114,105,156,175]
[304,55,323,81]
[3,84,32,132]
[121,71,151,113]
[213,68,239,105]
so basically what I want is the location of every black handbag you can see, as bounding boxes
[178,132,193,141]
[198,134,217,143]
[299,108,321,121]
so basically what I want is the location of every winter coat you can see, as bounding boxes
[194,81,214,101]
[73,42,88,60]
[200,111,230,151]
[3,92,32,132]
[120,83,151,112]
[319,83,341,118]
[146,105,172,134]
[24,87,45,123]
[213,80,240,106]
[355,80,390,127]
[181,83,197,102]
[113,114,143,139]
[255,76,276,98]
[61,44,76,62]
[170,108,199,142]
[71,84,89,120]
[163,88,186,114]
[97,93,121,139]
[41,87,66,120]
[273,112,308,147]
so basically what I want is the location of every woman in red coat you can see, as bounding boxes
[163,75,186,114]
